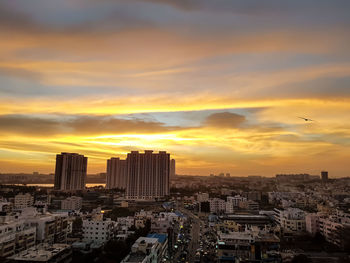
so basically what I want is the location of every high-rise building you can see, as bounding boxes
[106,158,127,189]
[54,152,87,191]
[126,150,170,200]
[170,159,176,179]
[321,171,328,182]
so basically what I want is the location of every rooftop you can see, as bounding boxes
[8,243,71,262]
[123,252,147,262]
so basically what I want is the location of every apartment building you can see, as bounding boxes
[209,198,226,214]
[274,208,306,234]
[0,217,36,258]
[61,196,82,211]
[14,193,34,209]
[82,215,116,245]
[121,237,164,263]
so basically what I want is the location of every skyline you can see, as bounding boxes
[1,1,350,177]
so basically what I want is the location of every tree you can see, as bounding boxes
[103,240,129,262]
[105,207,134,221]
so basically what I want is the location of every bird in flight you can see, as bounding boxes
[298,117,314,122]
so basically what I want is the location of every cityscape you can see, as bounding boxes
[1,0,350,263]
[0,152,349,263]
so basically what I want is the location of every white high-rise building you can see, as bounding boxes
[106,158,127,189]
[54,152,87,191]
[126,151,170,200]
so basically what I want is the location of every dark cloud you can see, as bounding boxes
[135,0,350,16]
[0,115,61,136]
[204,112,246,128]
[0,115,180,136]
[0,67,42,81]
[0,4,41,32]
[68,116,177,134]
[0,1,153,34]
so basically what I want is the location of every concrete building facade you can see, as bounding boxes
[106,158,127,189]
[126,151,170,200]
[54,152,87,191]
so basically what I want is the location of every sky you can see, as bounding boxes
[0,0,350,177]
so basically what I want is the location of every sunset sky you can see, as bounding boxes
[1,0,350,177]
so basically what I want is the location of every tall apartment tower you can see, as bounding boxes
[54,152,87,191]
[126,150,170,200]
[106,158,127,189]
[170,159,176,179]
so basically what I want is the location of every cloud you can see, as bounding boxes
[0,115,61,136]
[133,0,196,10]
[0,114,181,136]
[0,66,42,81]
[204,112,246,128]
[134,0,350,17]
[0,4,41,32]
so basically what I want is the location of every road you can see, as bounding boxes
[178,206,202,262]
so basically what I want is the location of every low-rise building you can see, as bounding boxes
[82,214,116,245]
[14,193,34,209]
[226,196,247,213]
[61,196,82,211]
[238,200,259,210]
[274,208,306,235]
[197,193,209,202]
[0,201,13,213]
[217,228,280,262]
[26,212,68,244]
[306,212,350,247]
[121,236,164,263]
[209,198,226,214]
[7,243,72,263]
[0,216,36,258]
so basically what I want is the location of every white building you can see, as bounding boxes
[274,208,306,234]
[306,212,350,247]
[121,237,163,263]
[197,192,209,202]
[305,213,322,235]
[226,195,247,213]
[61,196,82,210]
[26,211,69,244]
[0,216,36,258]
[151,212,184,234]
[83,215,116,244]
[14,193,34,209]
[117,216,135,229]
[209,198,226,213]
